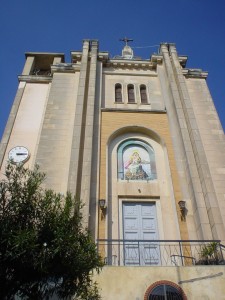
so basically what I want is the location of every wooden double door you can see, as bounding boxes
[123,202,160,265]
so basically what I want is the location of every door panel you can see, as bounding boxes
[123,202,160,265]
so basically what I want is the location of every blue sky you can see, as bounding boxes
[0,0,225,139]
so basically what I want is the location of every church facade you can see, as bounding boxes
[1,40,225,299]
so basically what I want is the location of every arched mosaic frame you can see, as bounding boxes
[117,139,157,181]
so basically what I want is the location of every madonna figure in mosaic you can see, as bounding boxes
[124,149,151,180]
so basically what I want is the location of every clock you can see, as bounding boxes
[8,146,30,164]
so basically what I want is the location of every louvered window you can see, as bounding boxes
[115,84,122,102]
[128,84,135,103]
[140,85,147,104]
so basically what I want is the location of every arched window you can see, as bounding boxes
[127,84,135,103]
[144,281,187,300]
[140,85,148,104]
[148,284,183,299]
[115,84,122,102]
[117,139,157,180]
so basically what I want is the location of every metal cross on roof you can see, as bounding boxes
[119,37,134,46]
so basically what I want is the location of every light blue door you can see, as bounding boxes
[123,202,160,265]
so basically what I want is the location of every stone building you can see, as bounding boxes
[1,40,225,299]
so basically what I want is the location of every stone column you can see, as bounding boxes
[169,44,225,241]
[160,43,211,240]
[67,40,90,196]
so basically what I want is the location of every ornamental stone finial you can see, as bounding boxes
[119,37,134,59]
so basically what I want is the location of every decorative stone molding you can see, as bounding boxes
[182,68,208,78]
[178,56,188,68]
[103,54,187,70]
[51,63,80,73]
[98,51,109,62]
[101,108,166,113]
[71,51,82,63]
[151,54,163,65]
[151,54,187,68]
[18,75,52,83]
[104,59,155,70]
[71,50,109,63]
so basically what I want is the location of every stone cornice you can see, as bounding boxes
[104,59,155,70]
[18,75,52,83]
[151,54,187,68]
[182,68,208,79]
[102,54,187,70]
[71,49,187,70]
[51,63,80,73]
[71,51,82,63]
[102,70,157,76]
[71,51,109,63]
[25,52,65,60]
[178,56,188,68]
[98,51,109,62]
[101,108,166,113]
[151,54,163,65]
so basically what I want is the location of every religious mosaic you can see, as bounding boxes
[123,146,152,180]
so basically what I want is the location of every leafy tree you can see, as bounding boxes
[0,163,103,299]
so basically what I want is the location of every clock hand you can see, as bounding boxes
[16,153,27,155]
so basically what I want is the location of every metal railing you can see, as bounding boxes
[97,239,225,267]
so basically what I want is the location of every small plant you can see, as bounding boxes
[200,242,220,264]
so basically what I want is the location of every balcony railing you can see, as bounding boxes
[97,239,225,267]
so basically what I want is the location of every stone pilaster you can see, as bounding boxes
[80,40,99,226]
[67,40,90,195]
[160,44,211,240]
[0,82,26,166]
[89,59,103,236]
[169,44,225,241]
[22,56,35,75]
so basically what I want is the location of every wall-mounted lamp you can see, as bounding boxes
[99,199,106,210]
[178,200,186,221]
[99,199,106,220]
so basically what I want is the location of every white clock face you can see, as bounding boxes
[8,146,30,164]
